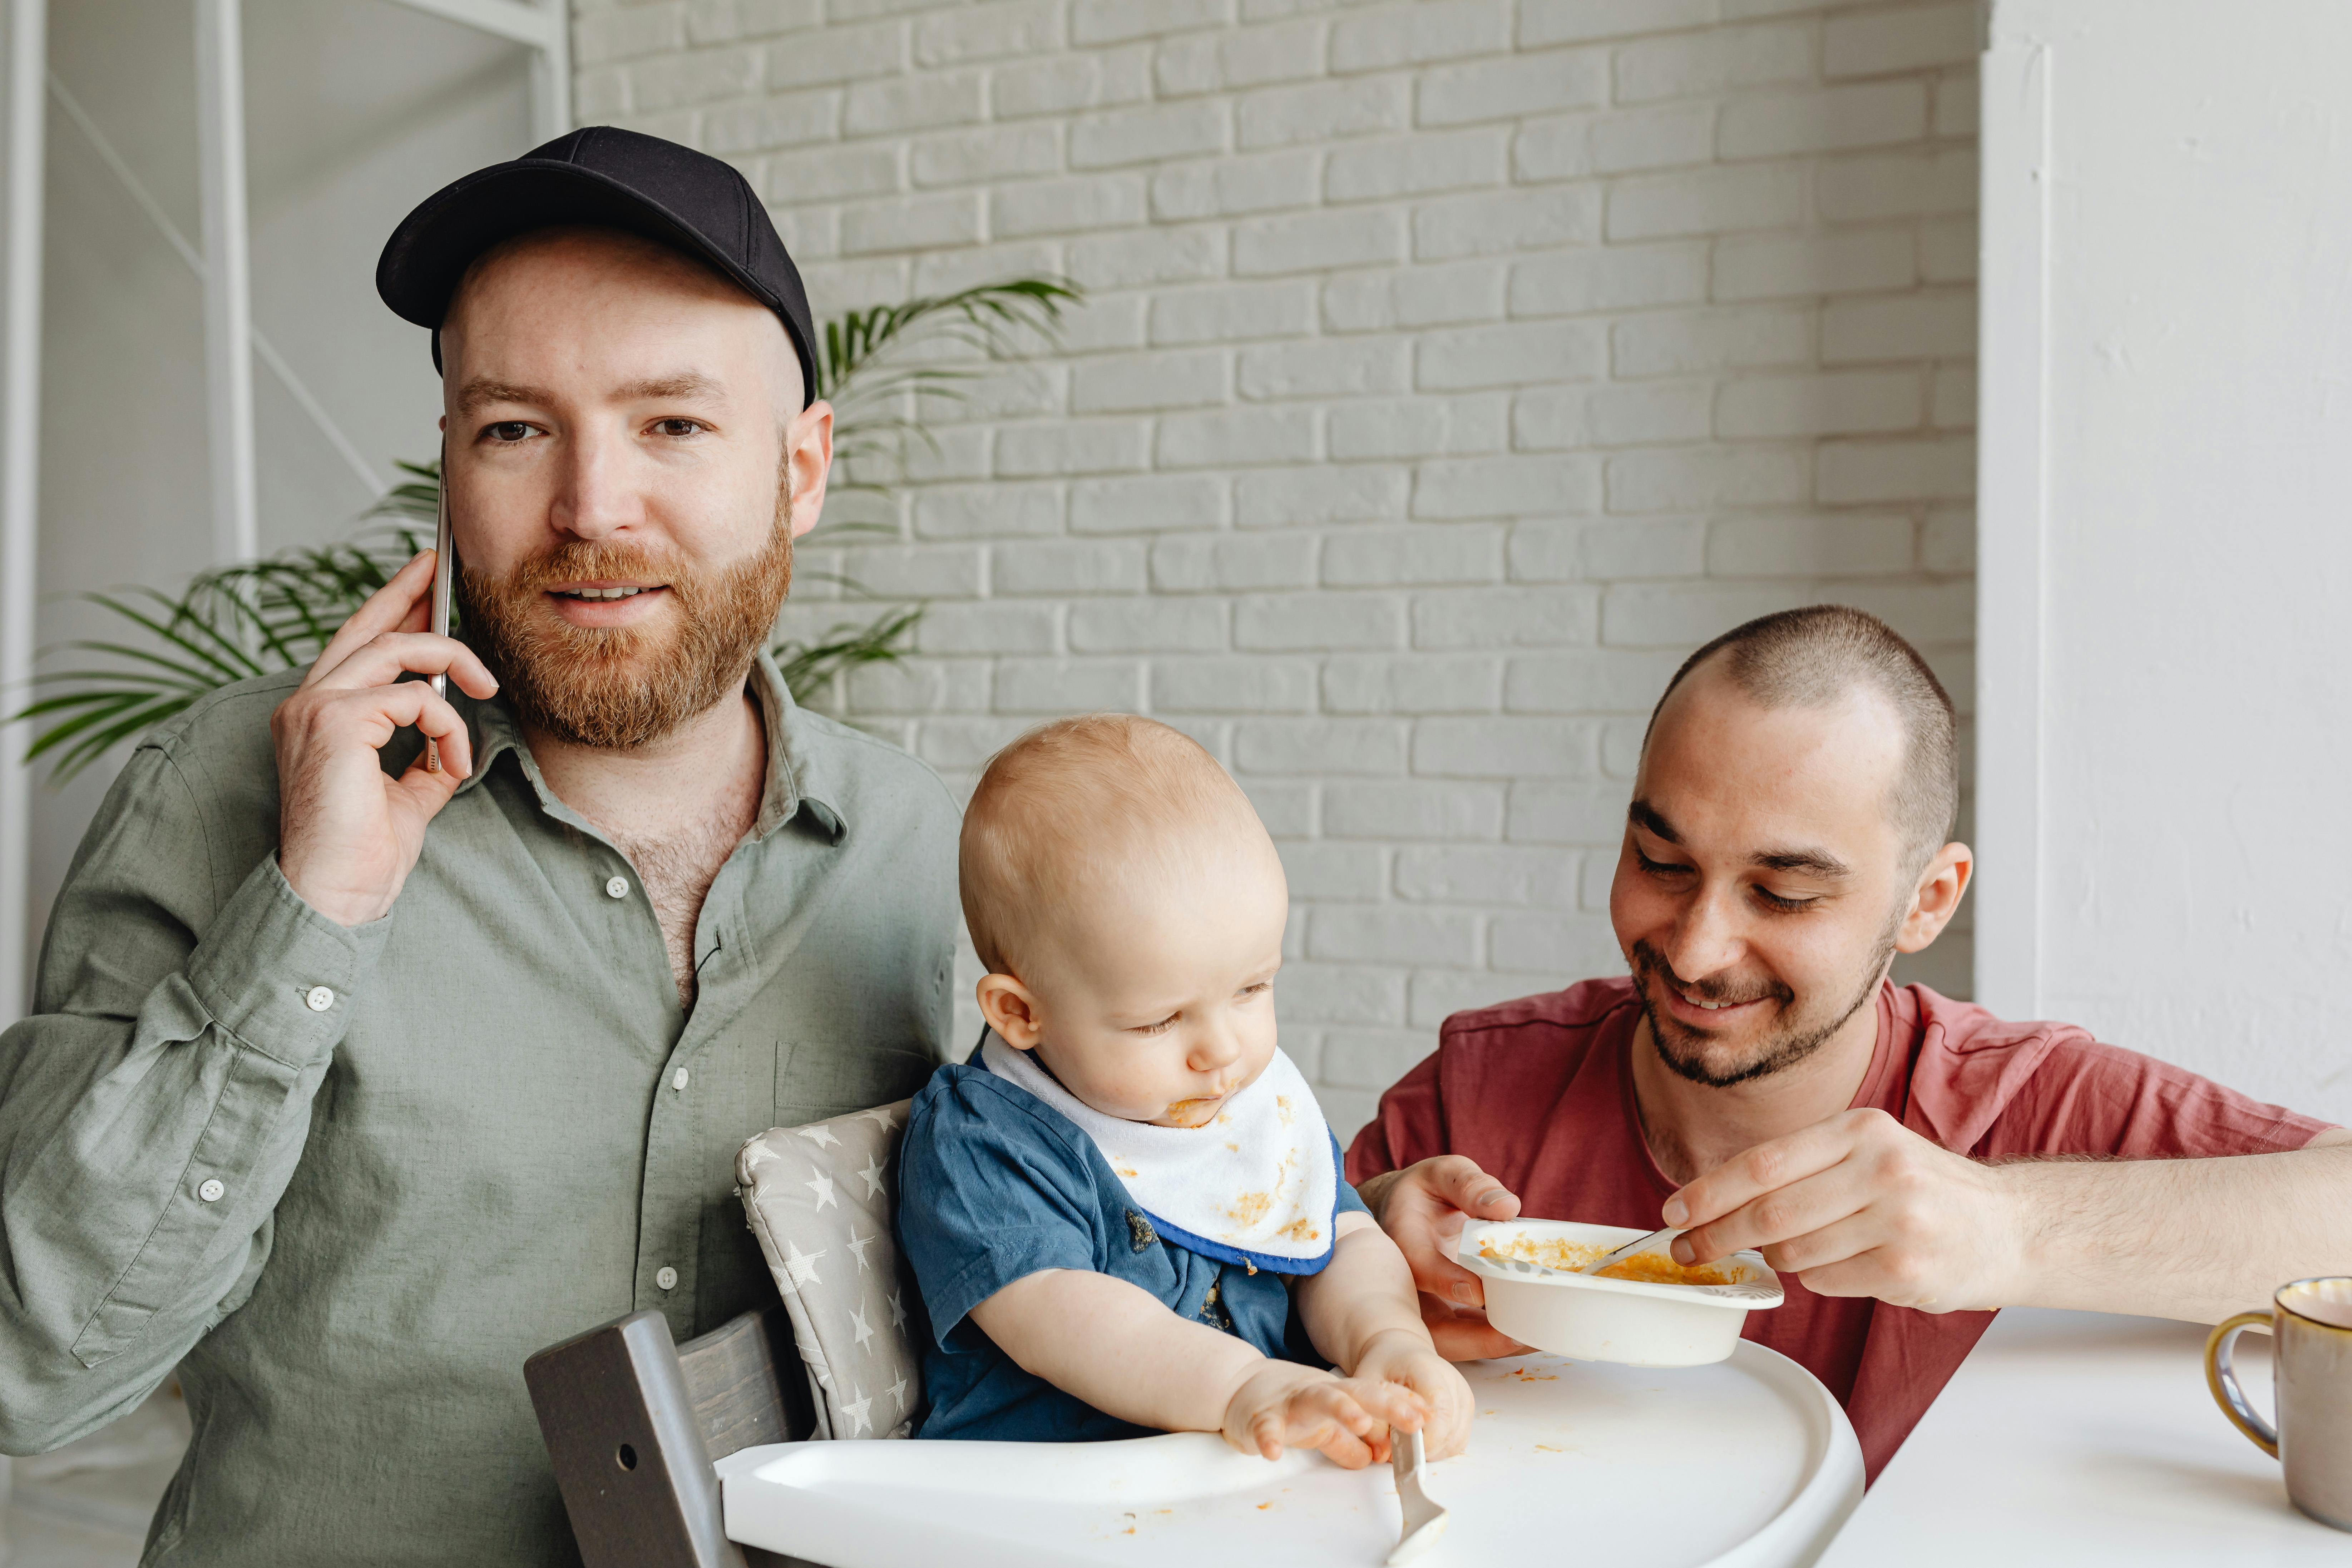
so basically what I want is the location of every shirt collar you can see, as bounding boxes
[449,650,848,844]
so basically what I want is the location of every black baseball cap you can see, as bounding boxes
[376,126,818,406]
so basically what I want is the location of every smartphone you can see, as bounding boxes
[426,439,454,772]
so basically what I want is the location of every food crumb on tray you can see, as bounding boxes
[1478,1234,1733,1287]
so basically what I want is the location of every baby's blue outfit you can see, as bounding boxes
[895,1060,1369,1442]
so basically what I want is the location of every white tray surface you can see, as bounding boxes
[722,1340,1861,1568]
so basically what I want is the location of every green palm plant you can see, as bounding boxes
[18,277,1079,782]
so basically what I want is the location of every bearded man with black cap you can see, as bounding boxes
[0,130,956,1564]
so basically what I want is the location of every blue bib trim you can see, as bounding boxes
[1140,1204,1339,1277]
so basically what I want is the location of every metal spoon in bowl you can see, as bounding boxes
[1575,1225,1682,1276]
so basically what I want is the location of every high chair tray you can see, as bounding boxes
[717,1340,1863,1567]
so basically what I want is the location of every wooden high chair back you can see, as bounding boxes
[527,1304,814,1567]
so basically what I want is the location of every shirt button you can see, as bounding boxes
[303,986,335,1012]
[655,1266,678,1291]
[198,1178,225,1203]
[671,1068,690,1092]
[604,876,630,900]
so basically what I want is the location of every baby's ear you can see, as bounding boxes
[975,971,1046,1049]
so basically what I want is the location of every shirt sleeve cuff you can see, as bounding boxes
[183,854,391,1067]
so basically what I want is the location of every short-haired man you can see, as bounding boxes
[1351,605,2352,1481]
[0,131,957,1564]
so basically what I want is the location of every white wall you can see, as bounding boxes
[22,0,534,974]
[580,0,1984,1136]
[1979,0,2352,1124]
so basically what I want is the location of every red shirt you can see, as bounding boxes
[1347,978,2333,1482]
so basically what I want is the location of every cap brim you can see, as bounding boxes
[376,159,817,405]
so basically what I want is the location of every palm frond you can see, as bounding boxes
[772,605,924,704]
[369,460,444,525]
[15,526,437,781]
[814,278,1078,406]
[21,690,200,779]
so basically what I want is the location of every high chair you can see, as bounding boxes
[524,1101,1865,1567]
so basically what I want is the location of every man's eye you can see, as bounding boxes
[652,418,705,437]
[1754,887,1819,913]
[485,422,533,444]
[1637,851,1692,877]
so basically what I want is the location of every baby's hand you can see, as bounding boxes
[1349,1327,1474,1459]
[1220,1362,1429,1469]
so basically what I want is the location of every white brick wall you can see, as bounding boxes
[576,0,1980,1138]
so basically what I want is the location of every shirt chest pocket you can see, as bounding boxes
[774,1040,937,1126]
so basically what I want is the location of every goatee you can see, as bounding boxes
[1628,922,1894,1089]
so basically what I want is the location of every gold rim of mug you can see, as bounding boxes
[2272,1275,2352,1333]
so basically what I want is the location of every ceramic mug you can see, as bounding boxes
[2205,1277,2352,1531]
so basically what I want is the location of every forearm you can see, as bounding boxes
[1290,1216,1431,1372]
[2002,1137,2352,1322]
[0,855,373,1450]
[968,1270,1264,1434]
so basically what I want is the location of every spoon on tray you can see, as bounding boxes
[1386,1428,1449,1565]
[1574,1225,1682,1276]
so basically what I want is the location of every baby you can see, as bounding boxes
[895,714,1472,1467]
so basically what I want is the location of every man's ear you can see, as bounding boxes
[1895,842,1973,953]
[975,972,1045,1050]
[782,400,832,540]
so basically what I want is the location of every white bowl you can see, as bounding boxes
[1458,1218,1784,1367]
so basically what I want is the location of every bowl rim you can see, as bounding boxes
[1458,1218,1785,1309]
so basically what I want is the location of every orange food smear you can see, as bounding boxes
[1478,1234,1732,1287]
[1595,1252,1730,1287]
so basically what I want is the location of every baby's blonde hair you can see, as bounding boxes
[961,714,1270,977]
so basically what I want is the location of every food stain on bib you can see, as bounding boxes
[1226,1189,1273,1227]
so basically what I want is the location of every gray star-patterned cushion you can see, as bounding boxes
[737,1102,925,1441]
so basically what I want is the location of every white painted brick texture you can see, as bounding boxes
[579,0,1979,1139]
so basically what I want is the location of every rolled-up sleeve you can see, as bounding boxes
[0,740,383,1452]
[895,1075,1101,1349]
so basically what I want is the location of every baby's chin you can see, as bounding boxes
[1056,1081,1225,1127]
[1147,1067,1270,1128]
[1150,1095,1229,1129]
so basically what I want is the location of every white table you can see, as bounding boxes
[1817,1307,2352,1565]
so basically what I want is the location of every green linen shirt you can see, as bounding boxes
[0,652,959,1565]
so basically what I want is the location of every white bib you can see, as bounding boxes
[980,1034,1341,1274]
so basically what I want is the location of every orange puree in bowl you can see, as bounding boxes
[1593,1252,1731,1287]
[1478,1235,1732,1287]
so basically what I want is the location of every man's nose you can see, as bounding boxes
[1662,886,1745,985]
[550,425,642,541]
